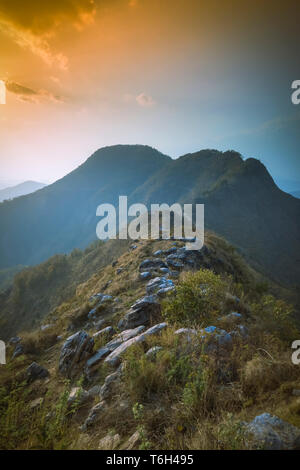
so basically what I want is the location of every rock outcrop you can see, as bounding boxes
[118,295,161,330]
[245,413,300,450]
[59,330,94,377]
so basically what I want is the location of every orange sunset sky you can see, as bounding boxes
[0,0,299,184]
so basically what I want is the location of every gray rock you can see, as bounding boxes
[30,397,44,410]
[153,249,164,256]
[85,347,111,371]
[183,326,233,353]
[59,330,94,377]
[122,430,141,450]
[93,326,115,340]
[292,389,300,397]
[166,258,184,270]
[245,413,300,450]
[105,322,167,367]
[145,346,163,358]
[157,286,175,297]
[175,328,198,335]
[87,385,102,397]
[116,326,146,343]
[9,336,21,345]
[88,295,113,319]
[129,244,138,251]
[100,368,122,400]
[104,335,145,367]
[143,322,167,337]
[169,270,180,278]
[117,295,161,331]
[82,401,106,430]
[67,387,90,407]
[89,292,104,302]
[236,325,249,337]
[40,324,53,331]
[140,271,151,280]
[26,362,49,383]
[105,326,145,352]
[165,246,178,255]
[218,312,242,323]
[139,258,168,272]
[98,433,121,450]
[146,277,174,295]
[159,267,170,274]
[146,276,164,294]
[12,343,24,359]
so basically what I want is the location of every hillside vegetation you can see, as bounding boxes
[0,239,132,340]
[0,234,299,450]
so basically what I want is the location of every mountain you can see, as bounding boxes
[291,190,300,199]
[0,146,170,268]
[1,235,299,450]
[0,145,299,287]
[0,180,46,202]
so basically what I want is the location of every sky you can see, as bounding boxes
[0,0,299,186]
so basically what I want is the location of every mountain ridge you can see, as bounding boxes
[0,145,299,287]
[0,180,46,203]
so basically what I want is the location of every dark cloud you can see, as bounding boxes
[5,80,64,103]
[0,0,97,33]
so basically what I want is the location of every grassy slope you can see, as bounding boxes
[0,233,299,450]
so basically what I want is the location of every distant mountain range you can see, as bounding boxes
[0,145,299,287]
[0,180,46,202]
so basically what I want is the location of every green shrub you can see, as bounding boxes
[162,269,228,326]
[251,294,298,342]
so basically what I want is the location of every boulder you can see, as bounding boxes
[82,401,106,430]
[139,258,168,272]
[85,347,111,371]
[175,328,198,342]
[105,323,167,367]
[104,335,145,367]
[159,267,170,274]
[143,322,167,337]
[245,413,300,450]
[100,368,122,400]
[98,433,121,450]
[59,330,94,377]
[9,336,21,345]
[157,286,175,297]
[67,387,90,407]
[121,431,141,450]
[93,326,115,340]
[153,249,164,256]
[146,277,174,295]
[26,362,49,383]
[12,343,24,359]
[166,258,184,270]
[139,271,151,280]
[118,295,161,331]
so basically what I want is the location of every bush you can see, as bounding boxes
[162,269,228,326]
[251,294,298,343]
